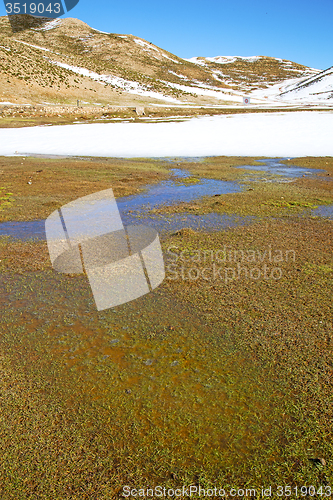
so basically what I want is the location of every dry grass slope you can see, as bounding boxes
[0,15,320,106]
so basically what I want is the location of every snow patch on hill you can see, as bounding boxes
[186,56,262,65]
[133,39,181,64]
[168,71,189,80]
[279,66,333,102]
[46,59,183,103]
[161,80,245,102]
[32,18,62,31]
[134,38,159,52]
[14,40,53,52]
[92,28,110,34]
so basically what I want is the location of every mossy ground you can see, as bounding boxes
[0,156,172,222]
[0,156,332,498]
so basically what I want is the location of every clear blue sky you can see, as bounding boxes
[1,0,332,69]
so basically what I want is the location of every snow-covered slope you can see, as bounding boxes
[278,66,333,103]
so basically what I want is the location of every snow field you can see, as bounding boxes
[0,112,332,157]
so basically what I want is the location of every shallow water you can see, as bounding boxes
[2,204,331,242]
[0,209,256,241]
[0,219,46,241]
[238,158,324,179]
[116,171,241,213]
[0,159,331,241]
[0,167,245,240]
[310,204,333,218]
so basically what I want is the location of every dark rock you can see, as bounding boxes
[309,457,326,467]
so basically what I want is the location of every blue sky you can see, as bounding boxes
[1,0,332,69]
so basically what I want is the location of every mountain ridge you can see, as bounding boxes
[0,15,330,106]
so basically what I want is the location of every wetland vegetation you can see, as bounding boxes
[0,155,332,498]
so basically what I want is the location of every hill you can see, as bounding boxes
[0,15,326,107]
[186,55,319,91]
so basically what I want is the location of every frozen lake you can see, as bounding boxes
[0,111,332,157]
